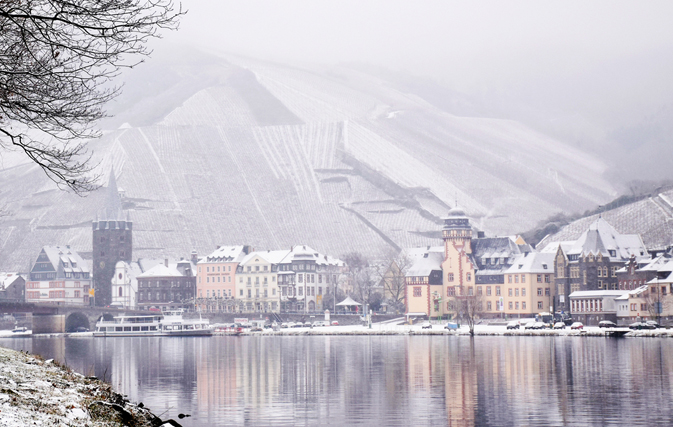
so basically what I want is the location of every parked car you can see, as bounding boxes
[11,326,28,333]
[304,321,312,327]
[645,320,660,329]
[598,320,617,328]
[445,322,459,330]
[312,321,329,327]
[570,322,584,330]
[421,322,432,329]
[74,326,89,332]
[506,321,520,330]
[280,322,289,329]
[331,320,339,326]
[553,322,566,330]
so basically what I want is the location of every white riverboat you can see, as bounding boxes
[93,309,213,337]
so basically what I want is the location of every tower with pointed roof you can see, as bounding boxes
[92,169,133,306]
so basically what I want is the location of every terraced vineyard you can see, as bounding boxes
[0,51,619,270]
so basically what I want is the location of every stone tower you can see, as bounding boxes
[92,169,132,306]
[442,206,473,255]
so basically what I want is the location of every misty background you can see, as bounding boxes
[157,0,673,186]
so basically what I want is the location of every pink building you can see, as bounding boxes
[196,245,251,312]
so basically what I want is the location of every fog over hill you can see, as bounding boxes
[0,48,616,271]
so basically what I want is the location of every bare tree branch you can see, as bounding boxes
[0,0,185,193]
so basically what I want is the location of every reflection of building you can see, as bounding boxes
[0,272,25,302]
[26,246,91,305]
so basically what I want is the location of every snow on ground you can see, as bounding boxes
[0,346,159,427]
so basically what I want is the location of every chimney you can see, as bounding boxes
[164,258,168,267]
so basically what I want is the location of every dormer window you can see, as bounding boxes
[543,264,548,270]
[609,250,616,257]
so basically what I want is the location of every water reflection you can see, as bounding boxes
[2,336,673,426]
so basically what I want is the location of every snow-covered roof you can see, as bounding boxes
[406,251,443,277]
[0,273,23,289]
[569,290,628,299]
[35,246,89,274]
[240,249,291,266]
[505,252,556,274]
[136,263,184,278]
[615,285,649,300]
[200,245,250,263]
[566,217,647,262]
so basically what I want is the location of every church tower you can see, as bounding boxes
[92,169,132,306]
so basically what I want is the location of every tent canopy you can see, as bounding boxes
[336,296,362,306]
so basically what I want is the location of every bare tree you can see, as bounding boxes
[378,250,413,312]
[455,290,484,336]
[645,282,669,323]
[342,252,381,311]
[0,1,184,193]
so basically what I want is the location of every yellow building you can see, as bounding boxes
[236,250,288,313]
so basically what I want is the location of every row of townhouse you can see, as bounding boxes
[404,207,656,323]
[195,245,345,314]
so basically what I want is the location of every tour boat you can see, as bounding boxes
[93,309,213,337]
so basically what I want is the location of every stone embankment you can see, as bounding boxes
[0,346,184,426]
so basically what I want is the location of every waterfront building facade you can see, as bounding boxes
[235,250,287,313]
[25,246,91,305]
[0,273,25,302]
[196,245,251,312]
[136,259,196,310]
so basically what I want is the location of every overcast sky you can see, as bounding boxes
[161,1,673,182]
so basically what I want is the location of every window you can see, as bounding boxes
[240,289,243,296]
[413,287,422,297]
[477,286,482,295]
[496,286,501,296]
[487,301,492,311]
[508,275,512,283]
[508,301,513,310]
[118,287,123,297]
[466,273,472,282]
[207,267,209,273]
[508,288,513,297]
[515,302,519,310]
[537,274,542,283]
[248,289,252,298]
[545,288,550,296]
[537,288,543,296]
[538,301,543,309]
[486,286,492,296]
[522,288,526,297]
[521,275,525,283]
[544,274,550,283]
[641,303,647,311]
[522,302,526,310]
[468,287,473,296]
[448,273,454,282]
[515,275,519,283]
[447,287,455,296]
[515,288,519,297]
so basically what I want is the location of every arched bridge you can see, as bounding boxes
[0,302,147,333]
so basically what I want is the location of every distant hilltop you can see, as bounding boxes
[0,48,615,270]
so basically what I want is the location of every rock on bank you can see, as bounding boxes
[0,346,160,426]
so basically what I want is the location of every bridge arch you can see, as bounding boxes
[65,312,90,332]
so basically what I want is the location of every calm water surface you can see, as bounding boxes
[1,335,671,426]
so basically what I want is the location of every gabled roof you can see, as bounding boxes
[136,263,184,278]
[567,217,647,262]
[34,246,89,274]
[473,236,524,273]
[615,285,649,300]
[240,249,291,266]
[0,273,23,289]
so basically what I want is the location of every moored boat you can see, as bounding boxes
[93,309,212,337]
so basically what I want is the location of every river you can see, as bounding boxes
[1,335,671,426]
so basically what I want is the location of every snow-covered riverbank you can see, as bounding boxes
[0,346,178,426]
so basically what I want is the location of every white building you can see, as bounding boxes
[110,261,141,309]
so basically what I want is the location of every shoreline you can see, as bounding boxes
[3,324,673,338]
[0,346,184,426]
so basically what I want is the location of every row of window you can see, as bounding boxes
[447,272,472,282]
[442,286,550,297]
[239,288,277,298]
[139,280,193,288]
[629,303,648,312]
[572,299,603,313]
[138,291,186,301]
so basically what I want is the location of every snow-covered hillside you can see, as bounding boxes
[0,50,617,270]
